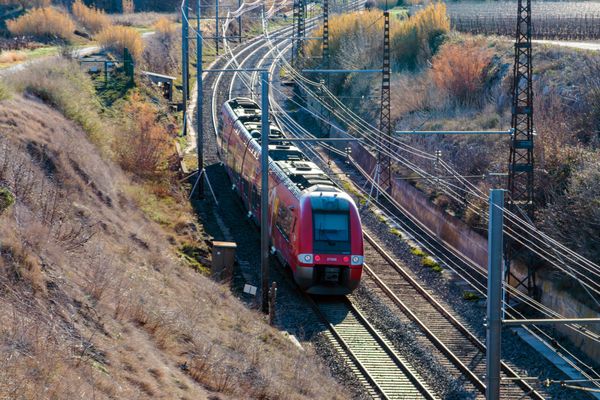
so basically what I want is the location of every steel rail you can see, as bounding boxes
[309,296,438,400]
[362,232,546,399]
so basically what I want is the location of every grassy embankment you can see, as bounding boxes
[0,29,348,400]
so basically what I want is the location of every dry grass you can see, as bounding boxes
[142,18,181,75]
[9,60,108,154]
[0,50,26,64]
[96,25,144,61]
[430,38,493,106]
[72,0,112,35]
[0,60,350,399]
[306,3,449,73]
[153,16,176,35]
[6,7,75,41]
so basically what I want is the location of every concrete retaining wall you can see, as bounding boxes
[332,130,600,360]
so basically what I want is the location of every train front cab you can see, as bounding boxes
[294,189,363,295]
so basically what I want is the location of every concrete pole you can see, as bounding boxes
[195,0,204,198]
[260,71,270,314]
[486,189,504,400]
[181,0,189,134]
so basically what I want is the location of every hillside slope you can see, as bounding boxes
[0,93,348,399]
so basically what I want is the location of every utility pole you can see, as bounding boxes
[238,0,242,43]
[378,9,392,191]
[292,0,306,68]
[260,71,270,314]
[322,0,331,136]
[215,0,219,55]
[486,189,504,400]
[505,0,536,298]
[323,0,330,68]
[195,0,204,198]
[182,0,189,135]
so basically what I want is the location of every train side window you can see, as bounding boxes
[276,204,293,241]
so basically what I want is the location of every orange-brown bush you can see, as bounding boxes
[6,7,75,40]
[430,39,493,105]
[96,25,143,60]
[115,93,172,179]
[72,0,111,34]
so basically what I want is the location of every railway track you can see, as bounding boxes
[362,231,543,400]
[199,4,548,400]
[313,297,438,400]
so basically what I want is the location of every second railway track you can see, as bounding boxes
[361,231,544,399]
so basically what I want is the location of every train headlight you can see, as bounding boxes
[314,255,321,262]
[298,254,313,264]
[351,255,364,266]
[342,256,350,263]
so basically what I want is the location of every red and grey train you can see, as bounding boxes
[220,97,364,295]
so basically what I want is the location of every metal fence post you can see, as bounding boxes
[269,282,277,325]
[486,189,504,400]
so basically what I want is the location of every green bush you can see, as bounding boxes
[410,247,425,257]
[421,256,442,272]
[0,187,15,215]
[0,81,11,101]
[462,291,479,301]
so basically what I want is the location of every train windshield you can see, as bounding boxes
[313,211,351,254]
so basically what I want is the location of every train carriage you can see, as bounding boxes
[220,97,363,295]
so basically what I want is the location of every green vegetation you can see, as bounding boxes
[410,247,426,257]
[0,81,11,101]
[390,227,402,237]
[0,187,15,214]
[422,256,442,272]
[11,61,106,149]
[462,291,480,301]
[178,244,210,274]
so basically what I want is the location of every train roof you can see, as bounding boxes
[226,98,339,196]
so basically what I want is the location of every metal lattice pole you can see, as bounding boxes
[295,0,306,64]
[323,0,329,68]
[379,10,392,191]
[505,0,536,297]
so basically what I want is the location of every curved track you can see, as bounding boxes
[200,4,546,400]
